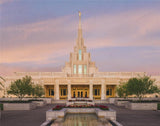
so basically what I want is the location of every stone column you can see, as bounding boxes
[68,82,71,100]
[55,80,59,100]
[101,80,106,100]
[89,80,93,100]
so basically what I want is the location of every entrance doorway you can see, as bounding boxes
[71,85,89,98]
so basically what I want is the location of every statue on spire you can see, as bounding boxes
[79,11,81,17]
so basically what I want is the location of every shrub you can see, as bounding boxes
[0,100,32,103]
[130,100,159,103]
[157,103,160,110]
[0,104,3,110]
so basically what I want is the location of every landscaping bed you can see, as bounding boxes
[3,102,37,110]
[52,104,109,111]
[125,101,159,110]
[0,99,45,110]
[115,100,130,106]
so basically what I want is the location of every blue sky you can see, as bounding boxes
[0,0,160,75]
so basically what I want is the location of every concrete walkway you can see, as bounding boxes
[0,104,160,126]
[107,104,160,126]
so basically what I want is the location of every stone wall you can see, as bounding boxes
[115,100,129,106]
[46,108,116,121]
[3,103,36,110]
[125,102,157,110]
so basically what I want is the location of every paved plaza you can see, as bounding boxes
[0,104,160,126]
[0,104,55,126]
[107,104,160,126]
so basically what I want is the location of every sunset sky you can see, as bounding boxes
[0,0,160,76]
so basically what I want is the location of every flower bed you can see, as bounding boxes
[52,104,109,111]
[52,105,65,110]
[69,99,92,102]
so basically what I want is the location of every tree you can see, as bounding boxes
[7,76,33,100]
[116,82,129,98]
[126,75,160,100]
[32,85,44,98]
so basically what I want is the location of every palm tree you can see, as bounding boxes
[0,76,5,90]
[0,77,4,89]
[0,76,5,119]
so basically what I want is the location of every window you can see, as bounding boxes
[84,65,87,74]
[94,89,100,96]
[110,89,112,95]
[78,65,82,74]
[73,65,76,74]
[79,49,82,60]
[98,89,100,95]
[51,90,54,96]
[106,89,112,96]
[106,89,109,95]
[61,89,67,96]
[63,89,67,95]
[94,89,97,95]
[49,89,54,96]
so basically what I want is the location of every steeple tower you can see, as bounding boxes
[63,11,98,76]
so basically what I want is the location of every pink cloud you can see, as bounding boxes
[83,9,160,48]
[0,64,62,76]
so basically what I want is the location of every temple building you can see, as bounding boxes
[2,12,160,99]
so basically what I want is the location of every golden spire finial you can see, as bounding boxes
[78,11,81,29]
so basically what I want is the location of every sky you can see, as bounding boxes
[0,0,160,76]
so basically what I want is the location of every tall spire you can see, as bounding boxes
[78,11,82,29]
[77,11,84,48]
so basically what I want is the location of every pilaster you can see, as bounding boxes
[89,80,93,100]
[68,80,71,100]
[55,80,59,100]
[101,80,106,100]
